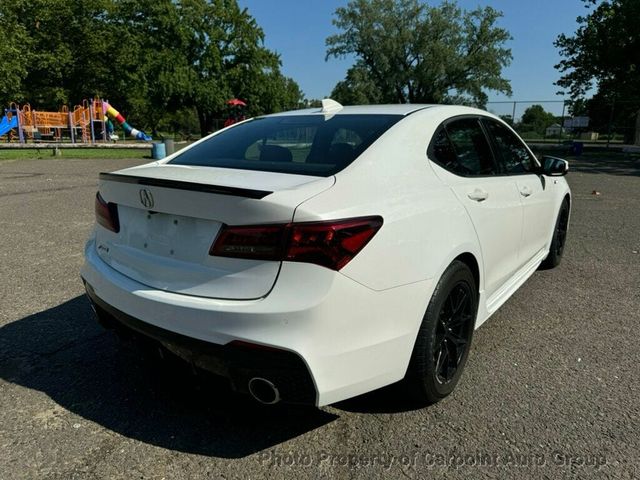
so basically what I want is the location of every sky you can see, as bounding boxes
[237,0,591,117]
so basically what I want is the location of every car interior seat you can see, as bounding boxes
[260,144,293,163]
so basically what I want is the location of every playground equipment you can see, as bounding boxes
[224,98,247,127]
[0,98,151,144]
[103,102,151,141]
[0,112,18,138]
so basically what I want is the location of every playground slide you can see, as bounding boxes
[103,102,151,141]
[0,115,18,137]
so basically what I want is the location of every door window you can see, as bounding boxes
[484,119,538,174]
[430,118,497,176]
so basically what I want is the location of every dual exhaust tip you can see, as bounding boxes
[248,377,281,405]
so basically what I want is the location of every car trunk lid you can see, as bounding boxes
[95,164,334,299]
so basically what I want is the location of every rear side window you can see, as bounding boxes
[484,119,537,174]
[170,114,402,176]
[430,118,497,176]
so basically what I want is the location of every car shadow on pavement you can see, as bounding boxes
[333,383,429,414]
[0,295,337,458]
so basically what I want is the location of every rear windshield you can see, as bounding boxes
[169,114,402,176]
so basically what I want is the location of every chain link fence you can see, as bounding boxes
[149,101,640,148]
[485,100,640,148]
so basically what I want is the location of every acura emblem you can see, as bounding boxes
[139,188,154,209]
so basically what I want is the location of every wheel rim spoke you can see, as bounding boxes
[435,342,448,378]
[452,288,467,315]
[433,280,473,384]
[445,337,457,377]
[447,331,467,348]
[447,313,471,329]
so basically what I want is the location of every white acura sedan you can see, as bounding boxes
[82,101,571,406]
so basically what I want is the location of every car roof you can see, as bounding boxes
[265,103,490,118]
[267,104,433,117]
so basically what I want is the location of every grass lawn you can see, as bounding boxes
[0,148,151,161]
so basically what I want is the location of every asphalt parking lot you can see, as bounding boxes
[1,153,638,479]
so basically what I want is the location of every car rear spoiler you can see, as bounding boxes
[98,172,272,199]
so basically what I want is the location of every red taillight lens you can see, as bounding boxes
[209,224,286,260]
[210,216,383,271]
[286,217,383,270]
[95,192,120,233]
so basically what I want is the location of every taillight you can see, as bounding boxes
[95,192,120,233]
[285,217,382,270]
[210,216,383,271]
[210,224,286,260]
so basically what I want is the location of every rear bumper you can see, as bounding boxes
[86,283,316,404]
[81,238,433,406]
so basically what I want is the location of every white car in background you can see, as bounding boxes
[82,100,571,407]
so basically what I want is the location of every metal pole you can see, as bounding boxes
[89,98,96,144]
[512,101,517,126]
[559,101,566,145]
[606,99,615,149]
[33,110,38,142]
[68,111,75,143]
[15,106,25,144]
[101,99,107,142]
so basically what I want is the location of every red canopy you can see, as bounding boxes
[227,98,247,106]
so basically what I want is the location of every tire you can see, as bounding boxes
[405,260,478,404]
[540,199,570,269]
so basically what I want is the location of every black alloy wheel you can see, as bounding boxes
[541,199,570,269]
[433,281,474,384]
[554,203,570,258]
[405,260,477,404]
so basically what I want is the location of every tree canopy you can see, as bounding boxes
[519,105,558,135]
[326,0,513,106]
[0,0,304,136]
[555,0,640,144]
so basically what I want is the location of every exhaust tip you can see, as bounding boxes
[248,377,280,405]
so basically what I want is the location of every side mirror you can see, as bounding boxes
[541,156,569,176]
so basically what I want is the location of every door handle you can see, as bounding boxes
[467,188,489,202]
[519,186,532,197]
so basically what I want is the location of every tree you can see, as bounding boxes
[519,105,557,135]
[330,61,384,105]
[498,114,513,126]
[567,98,589,117]
[0,0,304,136]
[0,0,115,108]
[245,71,305,115]
[303,99,324,108]
[555,0,640,144]
[326,0,512,106]
[107,0,193,133]
[0,7,31,105]
[118,0,303,136]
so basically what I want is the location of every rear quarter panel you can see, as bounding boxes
[293,107,485,292]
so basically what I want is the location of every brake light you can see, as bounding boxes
[95,192,120,233]
[285,217,382,270]
[210,216,383,271]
